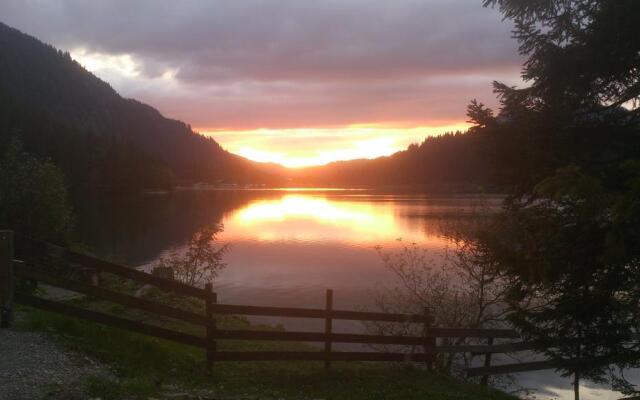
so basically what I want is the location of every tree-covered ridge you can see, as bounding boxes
[291,131,491,189]
[0,22,282,192]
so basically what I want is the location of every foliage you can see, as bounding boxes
[0,137,73,242]
[476,0,640,397]
[155,225,229,287]
[483,0,640,111]
[483,166,640,388]
[467,100,496,130]
[372,235,511,375]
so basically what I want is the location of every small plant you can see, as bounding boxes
[155,225,230,287]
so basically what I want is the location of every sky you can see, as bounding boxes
[0,0,523,167]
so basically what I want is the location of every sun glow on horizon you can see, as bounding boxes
[69,48,473,169]
[203,123,471,168]
[235,136,396,168]
[70,48,473,169]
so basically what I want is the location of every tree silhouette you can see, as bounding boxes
[478,1,640,398]
[0,137,73,243]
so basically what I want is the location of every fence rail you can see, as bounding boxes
[467,360,559,377]
[0,232,551,384]
[15,266,213,327]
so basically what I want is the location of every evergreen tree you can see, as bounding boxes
[478,1,640,398]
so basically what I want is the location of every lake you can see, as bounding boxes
[74,189,636,400]
[75,189,495,311]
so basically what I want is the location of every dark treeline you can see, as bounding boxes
[292,100,639,191]
[74,190,262,265]
[0,22,284,193]
[290,130,491,190]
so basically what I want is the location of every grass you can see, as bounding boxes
[15,281,517,400]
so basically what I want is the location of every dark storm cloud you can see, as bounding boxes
[0,0,522,129]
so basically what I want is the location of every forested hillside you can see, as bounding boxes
[291,130,492,190]
[0,22,283,192]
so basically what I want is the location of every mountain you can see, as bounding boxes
[0,21,496,193]
[289,131,493,191]
[0,21,283,192]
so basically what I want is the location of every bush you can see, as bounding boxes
[0,137,73,242]
[155,224,229,287]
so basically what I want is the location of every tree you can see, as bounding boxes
[482,166,640,398]
[484,0,640,113]
[478,1,640,398]
[0,137,74,243]
[155,225,229,287]
[467,100,495,130]
[371,232,512,376]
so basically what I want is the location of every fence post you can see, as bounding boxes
[205,283,217,373]
[480,337,494,386]
[0,230,15,329]
[324,289,333,369]
[423,306,435,370]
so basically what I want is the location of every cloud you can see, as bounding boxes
[0,0,523,164]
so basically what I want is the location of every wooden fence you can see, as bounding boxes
[0,230,553,383]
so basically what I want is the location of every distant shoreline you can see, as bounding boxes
[169,185,508,197]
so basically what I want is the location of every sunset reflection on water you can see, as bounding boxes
[211,192,492,311]
[226,194,440,246]
[75,190,494,312]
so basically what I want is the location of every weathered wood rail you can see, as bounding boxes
[0,231,555,383]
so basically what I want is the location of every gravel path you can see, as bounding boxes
[0,328,112,400]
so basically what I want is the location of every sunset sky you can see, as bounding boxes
[1,0,522,167]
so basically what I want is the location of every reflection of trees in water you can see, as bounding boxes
[73,190,264,264]
[73,191,502,267]
[401,216,465,241]
[400,197,502,242]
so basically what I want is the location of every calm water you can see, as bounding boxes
[76,189,487,311]
[74,189,636,400]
